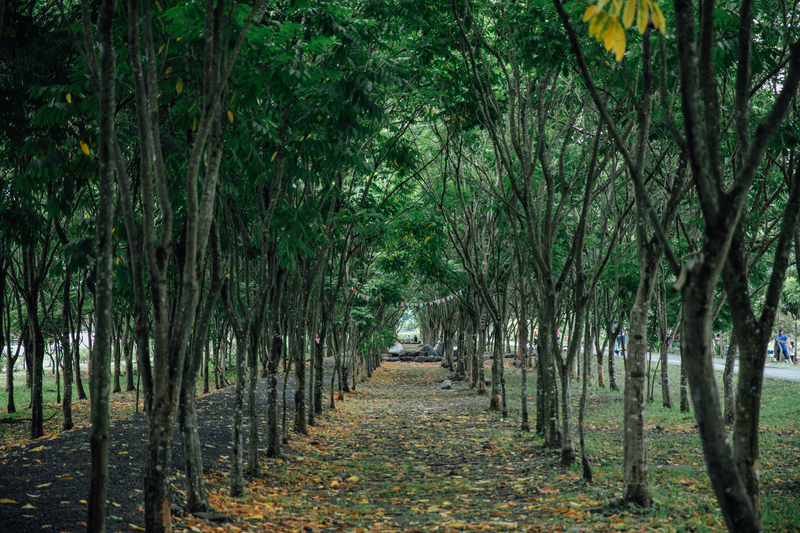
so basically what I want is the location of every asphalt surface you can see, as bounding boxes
[657,353,800,382]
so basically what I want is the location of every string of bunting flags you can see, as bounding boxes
[349,286,464,308]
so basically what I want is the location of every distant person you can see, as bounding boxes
[413,335,418,343]
[615,326,626,354]
[775,329,789,362]
[790,341,796,364]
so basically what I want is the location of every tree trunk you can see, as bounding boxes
[203,336,210,394]
[180,226,221,512]
[87,2,117,527]
[19,244,48,438]
[679,354,690,413]
[579,316,593,482]
[266,269,285,458]
[622,244,660,507]
[5,340,16,413]
[681,269,759,531]
[723,330,737,424]
[61,269,74,431]
[292,274,308,435]
[229,325,247,497]
[539,290,561,448]
[477,315,486,395]
[124,318,135,392]
[112,319,122,393]
[660,331,671,408]
[314,327,325,415]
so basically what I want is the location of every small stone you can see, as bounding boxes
[441,380,452,389]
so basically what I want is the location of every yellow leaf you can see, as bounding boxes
[35,483,50,488]
[80,141,90,155]
[622,0,636,29]
[227,110,234,123]
[271,151,278,162]
[609,0,623,17]
[424,236,431,245]
[166,66,173,75]
[637,0,648,33]
[650,1,666,34]
[66,93,72,104]
[347,476,360,482]
[31,446,45,452]
[600,20,617,51]
[613,25,627,61]
[129,526,146,531]
[155,1,162,12]
[112,502,121,507]
[582,6,599,21]
[21,503,35,509]
[192,117,197,131]
[0,499,17,504]
[158,44,165,55]
[589,11,606,37]
[248,514,264,519]
[80,500,87,504]
[177,36,182,42]
[176,78,184,94]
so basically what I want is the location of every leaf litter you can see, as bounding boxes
[2,360,798,531]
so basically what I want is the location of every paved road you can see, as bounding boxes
[630,352,800,383]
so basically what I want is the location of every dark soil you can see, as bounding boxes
[0,366,328,533]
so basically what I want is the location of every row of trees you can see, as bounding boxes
[1,0,799,532]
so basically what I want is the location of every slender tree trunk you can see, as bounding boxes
[112,319,122,393]
[723,330,737,424]
[124,318,135,392]
[246,321,261,473]
[680,353,690,412]
[266,269,285,458]
[203,336,210,394]
[623,244,660,507]
[659,301,672,409]
[180,225,221,512]
[5,339,16,413]
[579,316,593,482]
[681,271,760,531]
[477,314,486,395]
[56,266,73,430]
[23,252,46,439]
[230,329,247,496]
[539,289,561,448]
[87,1,117,526]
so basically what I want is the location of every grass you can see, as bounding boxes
[0,357,144,446]
[498,355,800,531]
